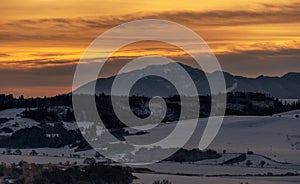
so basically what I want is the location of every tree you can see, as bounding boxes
[29,150,38,156]
[247,151,254,155]
[260,160,266,168]
[6,148,12,155]
[14,149,22,155]
[95,152,103,159]
[246,160,253,167]
[64,108,75,122]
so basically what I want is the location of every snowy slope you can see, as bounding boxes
[0,108,78,135]
[0,108,40,136]
[126,112,300,164]
[1,107,299,164]
[273,109,300,118]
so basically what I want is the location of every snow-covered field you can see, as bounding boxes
[134,173,300,184]
[0,148,97,164]
[128,110,300,183]
[127,110,300,164]
[134,161,299,176]
[0,108,300,183]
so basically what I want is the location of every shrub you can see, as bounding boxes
[153,179,173,184]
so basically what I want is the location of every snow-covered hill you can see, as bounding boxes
[126,110,300,164]
[0,108,82,149]
[1,107,299,165]
[0,108,78,136]
[0,109,300,167]
[0,108,299,183]
[0,108,39,136]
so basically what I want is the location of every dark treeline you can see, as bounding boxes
[0,94,72,111]
[1,92,300,116]
[0,92,299,139]
[0,162,135,184]
[1,92,300,127]
[226,92,300,115]
[164,148,221,163]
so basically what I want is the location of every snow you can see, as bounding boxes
[134,173,300,184]
[0,108,24,118]
[273,110,300,118]
[280,99,300,105]
[62,121,78,130]
[0,148,98,164]
[2,107,299,165]
[0,108,78,135]
[0,108,40,136]
[128,112,300,182]
[134,161,299,176]
[126,114,300,163]
[1,107,300,183]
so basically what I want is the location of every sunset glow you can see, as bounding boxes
[1,0,299,97]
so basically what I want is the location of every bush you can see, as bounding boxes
[153,179,172,184]
[246,160,253,167]
[247,151,254,155]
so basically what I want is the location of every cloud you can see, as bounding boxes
[2,47,299,85]
[0,46,299,98]
[30,52,78,57]
[1,3,299,43]
[260,2,300,10]
[1,58,78,69]
[0,63,77,87]
[217,48,300,77]
[0,2,299,97]
[0,53,10,57]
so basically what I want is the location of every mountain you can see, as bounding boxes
[76,63,300,99]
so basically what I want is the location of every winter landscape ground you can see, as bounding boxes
[0,107,299,183]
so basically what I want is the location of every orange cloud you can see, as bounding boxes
[1,5,300,67]
[0,0,299,96]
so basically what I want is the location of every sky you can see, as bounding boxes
[0,0,300,97]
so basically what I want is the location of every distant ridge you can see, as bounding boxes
[76,63,300,99]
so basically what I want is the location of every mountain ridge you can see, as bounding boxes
[75,63,300,99]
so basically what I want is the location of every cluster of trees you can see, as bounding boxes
[21,107,59,123]
[21,107,75,123]
[164,148,221,163]
[2,92,299,122]
[0,94,51,111]
[0,123,88,150]
[0,162,136,184]
[1,148,22,155]
[227,92,300,115]
[222,151,268,168]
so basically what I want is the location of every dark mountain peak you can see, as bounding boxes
[256,75,280,80]
[281,72,300,79]
[256,75,265,79]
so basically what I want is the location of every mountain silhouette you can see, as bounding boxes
[75,63,300,99]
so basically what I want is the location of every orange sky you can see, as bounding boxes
[0,0,300,97]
